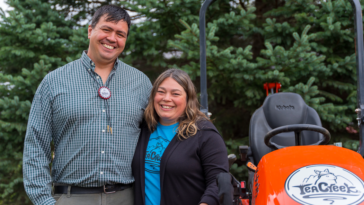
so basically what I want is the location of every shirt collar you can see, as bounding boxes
[81,50,119,71]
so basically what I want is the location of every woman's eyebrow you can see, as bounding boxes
[158,87,182,92]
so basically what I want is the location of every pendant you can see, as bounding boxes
[98,86,111,99]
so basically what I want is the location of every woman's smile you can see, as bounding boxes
[160,104,174,109]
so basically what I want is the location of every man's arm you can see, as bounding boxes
[23,77,56,205]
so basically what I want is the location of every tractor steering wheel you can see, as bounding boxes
[264,124,331,150]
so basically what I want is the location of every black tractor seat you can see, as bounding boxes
[249,92,323,165]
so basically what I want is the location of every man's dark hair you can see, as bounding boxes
[91,5,131,36]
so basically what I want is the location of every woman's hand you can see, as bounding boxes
[200,203,208,205]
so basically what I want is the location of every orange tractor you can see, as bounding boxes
[198,0,364,204]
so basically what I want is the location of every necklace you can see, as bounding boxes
[87,68,113,134]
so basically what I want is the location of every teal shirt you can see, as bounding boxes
[145,123,179,205]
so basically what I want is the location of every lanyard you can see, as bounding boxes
[86,68,113,134]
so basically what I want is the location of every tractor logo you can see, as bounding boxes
[275,105,295,110]
[285,164,364,205]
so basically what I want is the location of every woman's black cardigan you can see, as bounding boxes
[132,120,229,205]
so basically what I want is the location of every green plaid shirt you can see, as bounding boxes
[23,52,152,205]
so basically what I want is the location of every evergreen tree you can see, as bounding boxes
[120,0,237,79]
[0,0,82,203]
[262,0,360,145]
[1,0,363,203]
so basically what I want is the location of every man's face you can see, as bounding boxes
[87,15,128,65]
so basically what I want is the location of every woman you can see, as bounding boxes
[132,69,229,205]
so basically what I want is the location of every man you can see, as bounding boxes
[23,5,152,205]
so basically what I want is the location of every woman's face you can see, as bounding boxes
[154,77,187,126]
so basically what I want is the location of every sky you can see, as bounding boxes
[0,1,141,24]
[0,0,10,16]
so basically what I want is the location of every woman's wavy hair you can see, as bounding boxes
[144,69,209,140]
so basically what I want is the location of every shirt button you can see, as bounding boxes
[100,172,104,175]
[102,130,105,132]
[91,62,95,66]
[101,151,105,154]
[96,76,100,79]
[102,110,106,112]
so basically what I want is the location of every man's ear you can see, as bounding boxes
[88,25,93,39]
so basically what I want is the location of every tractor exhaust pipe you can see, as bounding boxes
[199,0,216,117]
[350,0,364,157]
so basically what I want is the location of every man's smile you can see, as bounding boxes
[102,44,115,49]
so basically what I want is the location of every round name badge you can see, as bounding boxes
[98,86,111,99]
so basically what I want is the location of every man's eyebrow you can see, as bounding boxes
[100,25,127,35]
[116,30,127,36]
[100,25,112,30]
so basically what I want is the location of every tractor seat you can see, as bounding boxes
[249,92,323,165]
